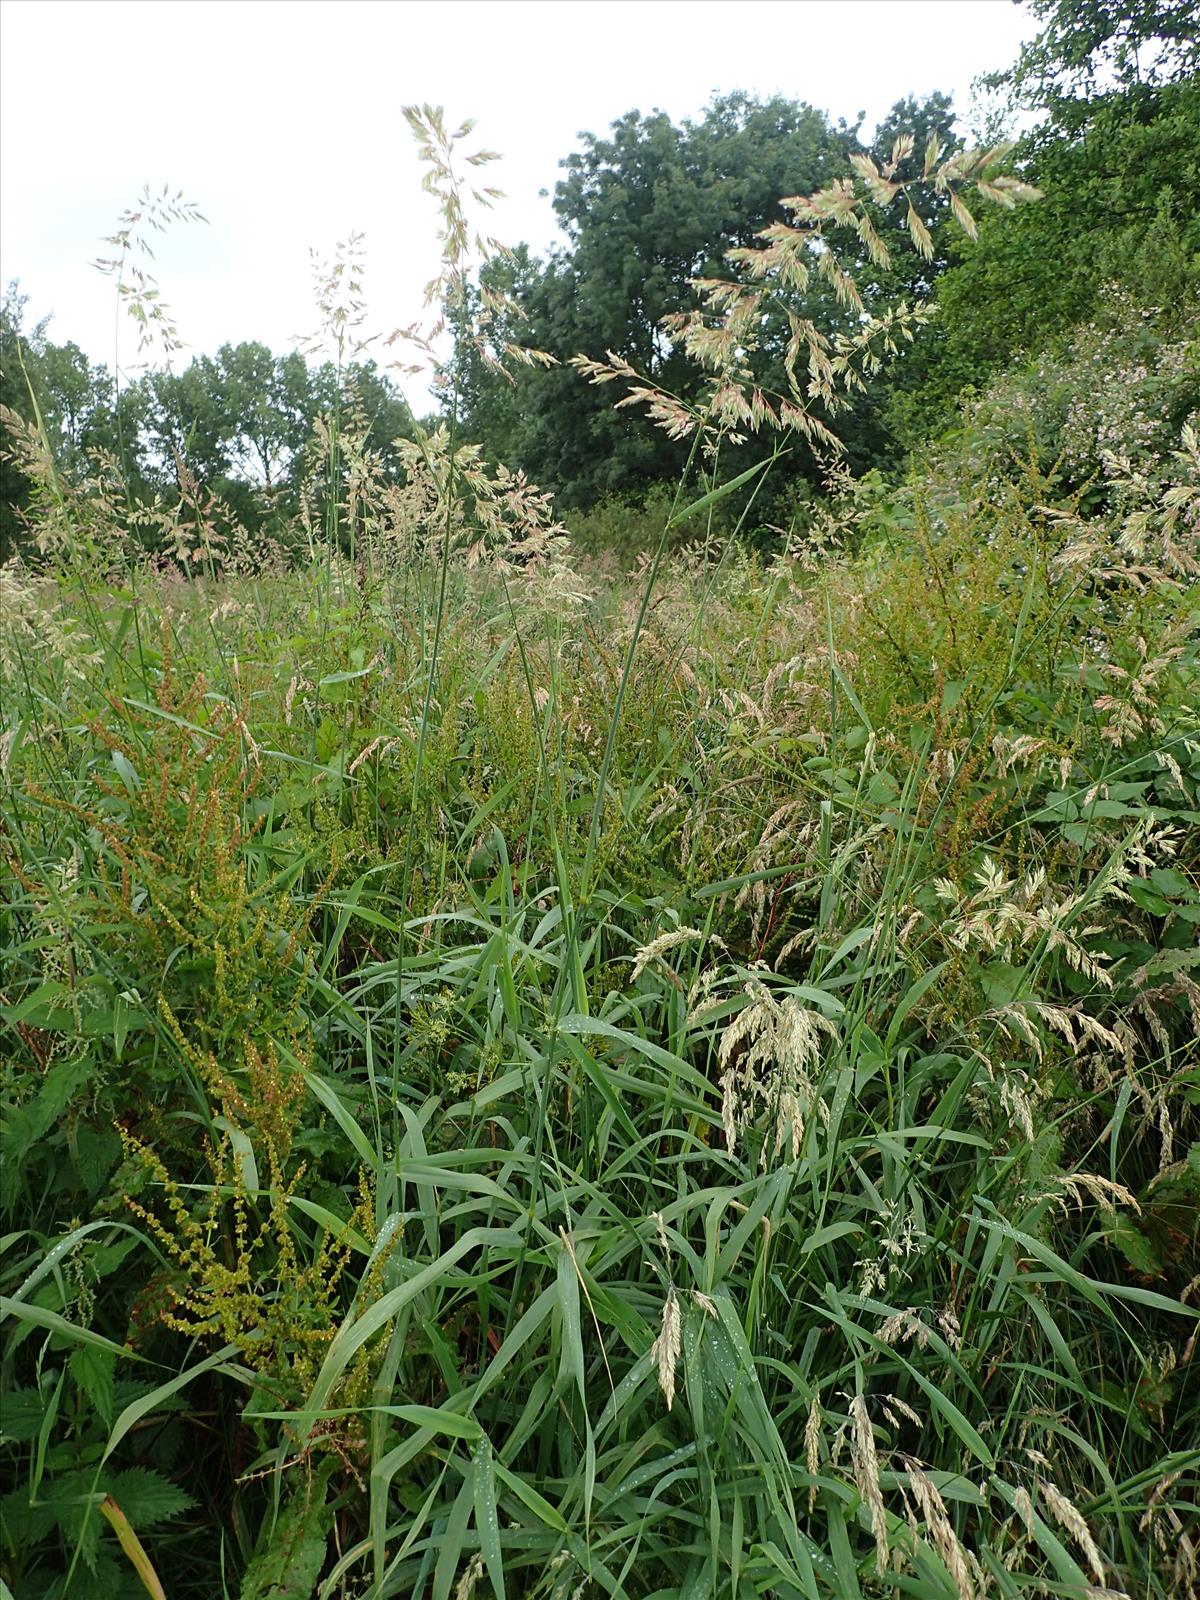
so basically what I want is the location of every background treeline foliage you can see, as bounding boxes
[451,90,965,507]
[0,298,418,559]
[4,0,1197,545]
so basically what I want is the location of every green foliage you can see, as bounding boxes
[3,59,1200,1600]
[562,483,713,566]
[0,306,417,557]
[237,1458,337,1600]
[4,358,1198,1594]
[998,0,1200,99]
[890,42,1200,446]
[0,283,144,559]
[0,1340,201,1600]
[457,91,973,507]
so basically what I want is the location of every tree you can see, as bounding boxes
[455,91,975,511]
[886,2,1200,447]
[1,284,46,553]
[2,308,423,557]
[347,357,419,472]
[999,0,1200,102]
[1,284,136,557]
[209,344,310,491]
[138,345,416,537]
[458,94,865,507]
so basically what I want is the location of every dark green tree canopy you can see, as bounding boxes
[1000,0,1200,100]
[886,0,1200,448]
[454,91,965,509]
[7,0,1195,553]
[1,284,142,555]
[550,96,856,368]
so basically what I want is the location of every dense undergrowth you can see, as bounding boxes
[2,51,1200,1600]
[2,378,1198,1599]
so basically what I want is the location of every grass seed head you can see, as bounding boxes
[652,1287,683,1412]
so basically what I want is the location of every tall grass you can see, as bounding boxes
[1,116,1198,1600]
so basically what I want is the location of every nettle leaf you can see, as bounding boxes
[111,1379,159,1414]
[72,1125,124,1196]
[49,1470,104,1571]
[0,1386,47,1443]
[34,1054,98,1131]
[238,1459,336,1600]
[0,1484,58,1544]
[105,1467,196,1529]
[70,1346,116,1427]
[0,978,76,1030]
[1104,1216,1163,1278]
[61,1547,143,1600]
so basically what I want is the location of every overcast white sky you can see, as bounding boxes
[2,0,1035,398]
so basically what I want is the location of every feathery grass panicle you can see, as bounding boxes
[1039,1479,1108,1586]
[850,1394,889,1571]
[715,976,835,1160]
[902,1456,977,1600]
[651,1287,683,1412]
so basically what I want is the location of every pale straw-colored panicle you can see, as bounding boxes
[1139,1468,1197,1598]
[774,926,818,967]
[999,1074,1036,1142]
[805,1394,822,1513]
[936,1308,962,1351]
[877,1307,933,1350]
[849,1393,889,1570]
[631,926,724,985]
[991,733,1048,778]
[1056,1171,1141,1216]
[715,978,835,1160]
[1005,1486,1036,1571]
[654,1210,670,1257]
[651,1287,683,1412]
[453,1551,485,1600]
[685,965,725,1029]
[1,558,105,684]
[879,1394,923,1432]
[1038,1479,1107,1585]
[347,736,403,776]
[902,1455,975,1600]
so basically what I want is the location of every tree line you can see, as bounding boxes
[0,317,419,558]
[2,0,1196,555]
[453,0,1197,509]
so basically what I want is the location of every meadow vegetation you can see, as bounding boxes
[1,6,1198,1599]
